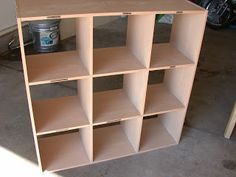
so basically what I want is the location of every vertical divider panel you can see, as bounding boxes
[161,12,208,142]
[77,78,93,124]
[80,126,93,162]
[121,118,143,152]
[125,14,155,152]
[123,70,149,115]
[76,16,93,74]
[127,14,156,68]
[17,18,43,170]
[76,16,94,162]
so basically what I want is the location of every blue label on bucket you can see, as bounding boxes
[40,31,58,47]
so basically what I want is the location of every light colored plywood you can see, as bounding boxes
[150,43,194,70]
[93,47,145,77]
[17,19,42,169]
[124,70,149,114]
[224,102,236,139]
[39,132,90,172]
[144,84,185,116]
[77,78,93,124]
[27,51,89,86]
[121,118,143,152]
[127,14,155,68]
[76,17,93,74]
[94,124,135,162]
[81,126,93,161]
[93,89,140,124]
[33,96,89,136]
[140,117,177,152]
[16,0,204,21]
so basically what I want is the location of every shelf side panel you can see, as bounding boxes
[76,17,93,74]
[77,78,93,123]
[16,18,42,170]
[123,70,149,114]
[164,12,207,142]
[121,117,143,152]
[80,126,93,162]
[127,14,155,68]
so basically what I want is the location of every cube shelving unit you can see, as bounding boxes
[16,0,207,172]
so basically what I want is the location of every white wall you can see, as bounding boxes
[0,0,16,32]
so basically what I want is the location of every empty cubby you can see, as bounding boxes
[93,71,148,124]
[145,70,185,116]
[140,115,177,152]
[93,118,142,162]
[25,17,92,86]
[150,14,198,71]
[38,127,92,171]
[93,14,155,76]
[30,78,92,136]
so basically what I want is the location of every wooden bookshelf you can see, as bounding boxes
[16,0,207,172]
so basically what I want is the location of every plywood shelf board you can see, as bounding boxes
[93,47,145,77]
[94,124,135,162]
[39,132,90,172]
[150,43,194,70]
[144,84,185,116]
[140,118,177,152]
[27,51,89,85]
[93,89,140,124]
[33,96,90,135]
[16,0,204,21]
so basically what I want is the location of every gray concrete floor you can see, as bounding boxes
[0,18,236,176]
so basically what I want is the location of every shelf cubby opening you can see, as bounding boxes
[145,70,185,116]
[38,127,92,172]
[93,14,155,76]
[150,14,194,70]
[93,118,142,162]
[31,79,92,136]
[140,114,177,152]
[24,17,92,86]
[93,71,148,124]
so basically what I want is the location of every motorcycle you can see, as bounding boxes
[197,0,236,29]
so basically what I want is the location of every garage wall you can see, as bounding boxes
[0,0,17,32]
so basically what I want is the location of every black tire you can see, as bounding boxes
[201,0,233,29]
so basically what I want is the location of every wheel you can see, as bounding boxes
[202,0,233,29]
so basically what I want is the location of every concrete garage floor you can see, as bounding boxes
[0,18,236,176]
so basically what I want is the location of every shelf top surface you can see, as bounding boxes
[16,0,204,21]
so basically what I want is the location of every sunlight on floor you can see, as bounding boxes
[0,146,61,177]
